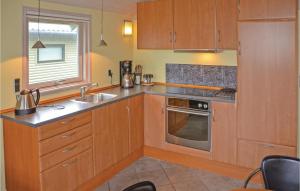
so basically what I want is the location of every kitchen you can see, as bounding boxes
[0,0,299,191]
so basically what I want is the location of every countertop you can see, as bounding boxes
[0,85,235,127]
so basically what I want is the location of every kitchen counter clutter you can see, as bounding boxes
[0,85,235,127]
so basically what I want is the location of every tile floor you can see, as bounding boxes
[94,157,262,191]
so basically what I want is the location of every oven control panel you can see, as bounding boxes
[167,97,210,111]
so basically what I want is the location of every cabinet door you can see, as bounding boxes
[41,149,93,191]
[93,105,115,174]
[128,95,144,153]
[237,21,297,146]
[238,0,297,20]
[212,102,237,165]
[144,94,166,148]
[173,0,216,50]
[137,0,173,49]
[237,140,296,169]
[110,99,130,163]
[216,0,237,49]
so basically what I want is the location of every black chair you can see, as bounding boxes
[123,181,156,191]
[243,155,300,191]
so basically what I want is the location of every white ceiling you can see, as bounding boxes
[42,0,141,16]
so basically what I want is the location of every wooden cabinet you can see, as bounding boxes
[128,95,144,153]
[137,0,237,50]
[173,0,216,50]
[237,21,297,147]
[238,0,297,20]
[93,95,144,174]
[216,0,237,49]
[41,149,93,191]
[137,0,173,49]
[4,111,93,191]
[237,140,297,169]
[211,102,237,165]
[144,94,166,148]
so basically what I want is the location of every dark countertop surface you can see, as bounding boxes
[0,85,235,127]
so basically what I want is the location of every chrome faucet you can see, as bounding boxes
[80,83,99,98]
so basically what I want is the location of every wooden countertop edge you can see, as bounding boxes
[0,82,225,115]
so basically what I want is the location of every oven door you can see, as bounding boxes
[166,107,211,151]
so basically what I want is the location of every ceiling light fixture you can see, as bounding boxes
[32,0,45,49]
[123,20,133,36]
[99,0,108,47]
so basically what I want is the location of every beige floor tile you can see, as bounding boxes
[172,180,209,191]
[163,164,201,184]
[135,157,163,173]
[109,173,140,191]
[157,184,175,191]
[137,169,170,187]
[94,182,109,191]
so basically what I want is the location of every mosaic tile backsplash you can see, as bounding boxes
[166,64,237,89]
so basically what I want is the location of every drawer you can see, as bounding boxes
[39,123,92,156]
[38,111,92,141]
[41,149,93,191]
[40,136,92,171]
[237,139,296,169]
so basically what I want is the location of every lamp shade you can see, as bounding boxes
[123,20,133,36]
[32,40,46,49]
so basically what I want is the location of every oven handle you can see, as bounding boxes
[167,107,210,116]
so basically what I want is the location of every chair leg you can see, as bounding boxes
[243,168,261,188]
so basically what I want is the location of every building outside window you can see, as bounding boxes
[23,8,91,91]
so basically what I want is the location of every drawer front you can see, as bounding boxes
[38,111,92,140]
[39,123,92,156]
[237,139,296,169]
[41,149,93,191]
[40,136,92,171]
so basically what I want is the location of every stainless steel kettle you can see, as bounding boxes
[121,72,134,88]
[15,89,40,115]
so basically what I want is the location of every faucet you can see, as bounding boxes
[80,83,99,98]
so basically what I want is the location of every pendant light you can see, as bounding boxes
[99,0,108,47]
[32,0,45,49]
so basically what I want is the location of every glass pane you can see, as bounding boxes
[38,45,64,62]
[28,21,80,85]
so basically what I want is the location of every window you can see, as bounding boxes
[37,44,65,63]
[23,8,91,90]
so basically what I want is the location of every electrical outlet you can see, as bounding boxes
[14,78,20,93]
[108,70,113,77]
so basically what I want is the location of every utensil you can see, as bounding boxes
[15,89,40,115]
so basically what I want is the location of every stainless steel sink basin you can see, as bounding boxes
[71,93,118,103]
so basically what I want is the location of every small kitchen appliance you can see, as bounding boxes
[121,69,135,88]
[15,89,40,115]
[143,74,154,85]
[120,60,132,85]
[134,65,143,85]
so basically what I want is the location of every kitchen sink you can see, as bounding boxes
[71,93,118,103]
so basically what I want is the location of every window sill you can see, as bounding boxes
[39,81,92,96]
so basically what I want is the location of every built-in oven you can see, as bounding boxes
[166,97,211,151]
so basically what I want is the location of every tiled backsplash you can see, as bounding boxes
[166,64,237,88]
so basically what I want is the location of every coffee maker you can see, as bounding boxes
[120,60,132,85]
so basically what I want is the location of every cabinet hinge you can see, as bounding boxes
[237,0,241,14]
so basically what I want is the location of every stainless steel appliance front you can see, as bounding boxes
[166,97,211,151]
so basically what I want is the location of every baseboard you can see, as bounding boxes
[77,148,143,191]
[144,146,263,183]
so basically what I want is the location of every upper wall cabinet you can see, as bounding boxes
[137,0,173,49]
[173,0,216,50]
[216,0,238,49]
[137,0,237,50]
[238,0,297,20]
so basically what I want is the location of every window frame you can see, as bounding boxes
[23,7,91,92]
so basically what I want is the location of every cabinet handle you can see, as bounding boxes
[61,159,77,168]
[169,32,173,43]
[238,41,242,56]
[218,30,221,43]
[161,107,165,114]
[62,145,77,153]
[60,118,75,125]
[212,109,216,122]
[61,131,77,139]
[174,32,177,43]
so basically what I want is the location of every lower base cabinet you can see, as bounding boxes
[41,149,94,191]
[237,139,297,169]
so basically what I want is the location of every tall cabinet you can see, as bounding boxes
[236,0,297,169]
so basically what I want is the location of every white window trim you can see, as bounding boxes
[22,7,91,94]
